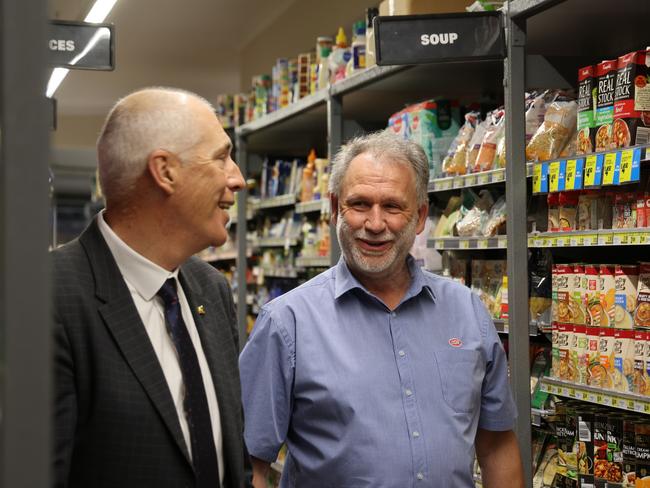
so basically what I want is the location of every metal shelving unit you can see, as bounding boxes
[507,1,650,485]
[427,235,507,250]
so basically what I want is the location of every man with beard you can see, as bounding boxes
[239,131,524,488]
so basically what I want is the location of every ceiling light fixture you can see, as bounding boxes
[45,0,117,98]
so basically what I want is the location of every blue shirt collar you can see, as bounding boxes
[334,254,435,305]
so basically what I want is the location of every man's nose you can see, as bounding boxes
[227,158,245,192]
[364,206,387,233]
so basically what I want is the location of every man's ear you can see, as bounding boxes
[415,201,429,235]
[147,150,179,195]
[329,193,339,225]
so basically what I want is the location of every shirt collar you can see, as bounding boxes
[334,254,435,304]
[97,210,178,301]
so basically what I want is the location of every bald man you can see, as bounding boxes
[53,88,247,488]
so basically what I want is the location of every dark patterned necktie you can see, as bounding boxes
[157,278,220,487]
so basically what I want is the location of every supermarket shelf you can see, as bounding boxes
[540,377,650,414]
[493,319,540,337]
[295,199,329,214]
[262,267,298,279]
[528,229,650,248]
[329,64,408,96]
[295,256,330,268]
[510,0,648,61]
[236,89,328,136]
[428,168,505,193]
[427,236,507,250]
[508,0,566,18]
[531,407,554,428]
[255,237,299,248]
[256,194,296,210]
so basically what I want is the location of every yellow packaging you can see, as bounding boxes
[614,264,639,329]
[586,326,601,387]
[596,328,616,389]
[574,324,588,385]
[634,330,649,395]
[598,264,616,327]
[613,329,635,393]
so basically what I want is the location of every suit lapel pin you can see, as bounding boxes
[197,305,206,315]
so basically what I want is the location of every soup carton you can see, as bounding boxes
[613,49,650,148]
[615,265,639,329]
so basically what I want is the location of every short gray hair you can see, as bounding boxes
[97,87,214,203]
[328,131,430,205]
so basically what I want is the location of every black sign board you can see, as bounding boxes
[49,21,114,70]
[375,11,504,66]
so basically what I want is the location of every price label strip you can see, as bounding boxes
[618,148,642,184]
[548,161,562,192]
[565,159,579,190]
[533,164,543,194]
[602,152,619,186]
[478,173,490,185]
[584,154,602,187]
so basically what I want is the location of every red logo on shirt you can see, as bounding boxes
[448,338,462,347]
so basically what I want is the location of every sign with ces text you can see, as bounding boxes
[375,11,504,66]
[49,21,114,70]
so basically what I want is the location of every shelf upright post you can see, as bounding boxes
[504,8,532,486]
[0,0,51,486]
[235,133,249,350]
[327,94,343,265]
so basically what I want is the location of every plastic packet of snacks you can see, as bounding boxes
[526,100,578,162]
[442,111,479,176]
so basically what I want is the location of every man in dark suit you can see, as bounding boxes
[53,87,247,487]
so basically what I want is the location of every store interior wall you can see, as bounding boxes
[239,0,377,91]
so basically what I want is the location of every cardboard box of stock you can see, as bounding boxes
[379,0,473,16]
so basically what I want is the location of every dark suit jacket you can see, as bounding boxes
[53,219,245,488]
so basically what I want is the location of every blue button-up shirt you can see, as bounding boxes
[240,256,516,488]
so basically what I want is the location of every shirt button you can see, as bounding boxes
[398,350,406,357]
[391,312,396,318]
[405,389,413,397]
[412,431,420,438]
[417,473,424,481]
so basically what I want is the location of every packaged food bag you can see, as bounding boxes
[442,111,479,176]
[475,109,505,172]
[526,100,578,162]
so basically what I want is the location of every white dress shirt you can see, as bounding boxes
[98,212,224,483]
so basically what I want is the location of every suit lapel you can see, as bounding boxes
[79,220,192,467]
[180,267,240,485]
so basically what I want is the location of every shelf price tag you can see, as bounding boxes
[556,236,567,247]
[478,173,490,185]
[477,239,488,249]
[564,159,579,190]
[493,171,505,182]
[641,233,650,245]
[548,162,559,192]
[613,233,628,245]
[498,236,507,248]
[618,148,642,184]
[466,175,477,186]
[459,239,470,249]
[533,164,543,194]
[584,154,602,187]
[628,232,640,245]
[570,236,580,246]
[602,152,618,185]
[645,402,650,414]
[453,177,463,189]
[598,233,614,246]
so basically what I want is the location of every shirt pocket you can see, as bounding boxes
[433,349,483,414]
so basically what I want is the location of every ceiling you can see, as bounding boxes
[50,0,297,117]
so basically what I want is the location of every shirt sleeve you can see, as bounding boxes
[239,306,295,462]
[472,294,517,431]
